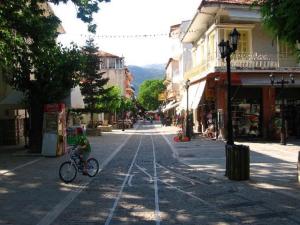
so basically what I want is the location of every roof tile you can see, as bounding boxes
[201,0,255,7]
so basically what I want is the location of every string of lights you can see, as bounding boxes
[63,29,202,39]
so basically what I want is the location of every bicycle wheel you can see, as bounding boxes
[87,158,99,177]
[59,161,77,183]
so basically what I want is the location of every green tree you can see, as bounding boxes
[137,79,165,111]
[119,97,134,113]
[51,0,111,32]
[1,1,84,152]
[97,86,121,112]
[80,38,111,128]
[254,0,300,52]
[96,87,136,123]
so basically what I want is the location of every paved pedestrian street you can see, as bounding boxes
[0,122,300,225]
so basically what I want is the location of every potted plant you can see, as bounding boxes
[173,130,190,142]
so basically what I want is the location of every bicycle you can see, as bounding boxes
[59,145,99,183]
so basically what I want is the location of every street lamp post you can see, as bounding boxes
[269,74,295,145]
[185,79,191,139]
[218,28,251,181]
[218,28,240,145]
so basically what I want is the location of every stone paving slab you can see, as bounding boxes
[157,124,300,200]
[0,129,130,225]
[1,123,300,225]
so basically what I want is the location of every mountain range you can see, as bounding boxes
[128,64,165,93]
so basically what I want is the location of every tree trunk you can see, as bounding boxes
[90,111,94,128]
[29,100,44,153]
[66,108,70,127]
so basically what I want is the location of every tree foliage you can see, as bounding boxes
[96,86,121,112]
[0,0,85,152]
[137,79,165,111]
[120,97,135,113]
[254,0,300,48]
[79,38,111,127]
[50,0,111,32]
[0,0,110,151]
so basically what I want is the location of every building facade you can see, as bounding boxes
[82,51,134,125]
[178,0,300,140]
[162,21,193,122]
[0,2,64,145]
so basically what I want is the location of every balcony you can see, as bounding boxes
[184,54,216,79]
[184,52,300,80]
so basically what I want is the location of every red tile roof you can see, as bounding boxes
[199,0,256,9]
[96,51,121,58]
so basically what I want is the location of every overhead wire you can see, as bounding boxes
[61,29,202,39]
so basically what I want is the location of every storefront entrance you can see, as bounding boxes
[231,87,262,139]
[275,88,300,139]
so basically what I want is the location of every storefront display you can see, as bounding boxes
[232,102,261,138]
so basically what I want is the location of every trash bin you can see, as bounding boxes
[297,151,300,183]
[225,144,250,181]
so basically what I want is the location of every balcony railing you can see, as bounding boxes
[222,52,298,69]
[184,52,300,79]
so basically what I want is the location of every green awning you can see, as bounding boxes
[0,90,25,106]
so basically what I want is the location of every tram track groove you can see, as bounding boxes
[104,135,143,225]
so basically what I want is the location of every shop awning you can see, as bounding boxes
[240,75,300,86]
[162,100,180,113]
[191,80,206,109]
[0,90,25,106]
[220,73,241,85]
[179,80,206,110]
[187,83,200,109]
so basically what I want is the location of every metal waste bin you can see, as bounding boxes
[297,151,300,183]
[225,144,250,180]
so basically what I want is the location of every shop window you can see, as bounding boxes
[273,98,300,138]
[232,101,261,137]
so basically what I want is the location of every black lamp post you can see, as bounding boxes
[218,28,240,145]
[185,79,191,139]
[269,73,295,145]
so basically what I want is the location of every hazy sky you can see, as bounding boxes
[51,0,200,66]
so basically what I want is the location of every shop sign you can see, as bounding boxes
[205,88,215,100]
[44,103,65,112]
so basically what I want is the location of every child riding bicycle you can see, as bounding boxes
[75,127,91,175]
